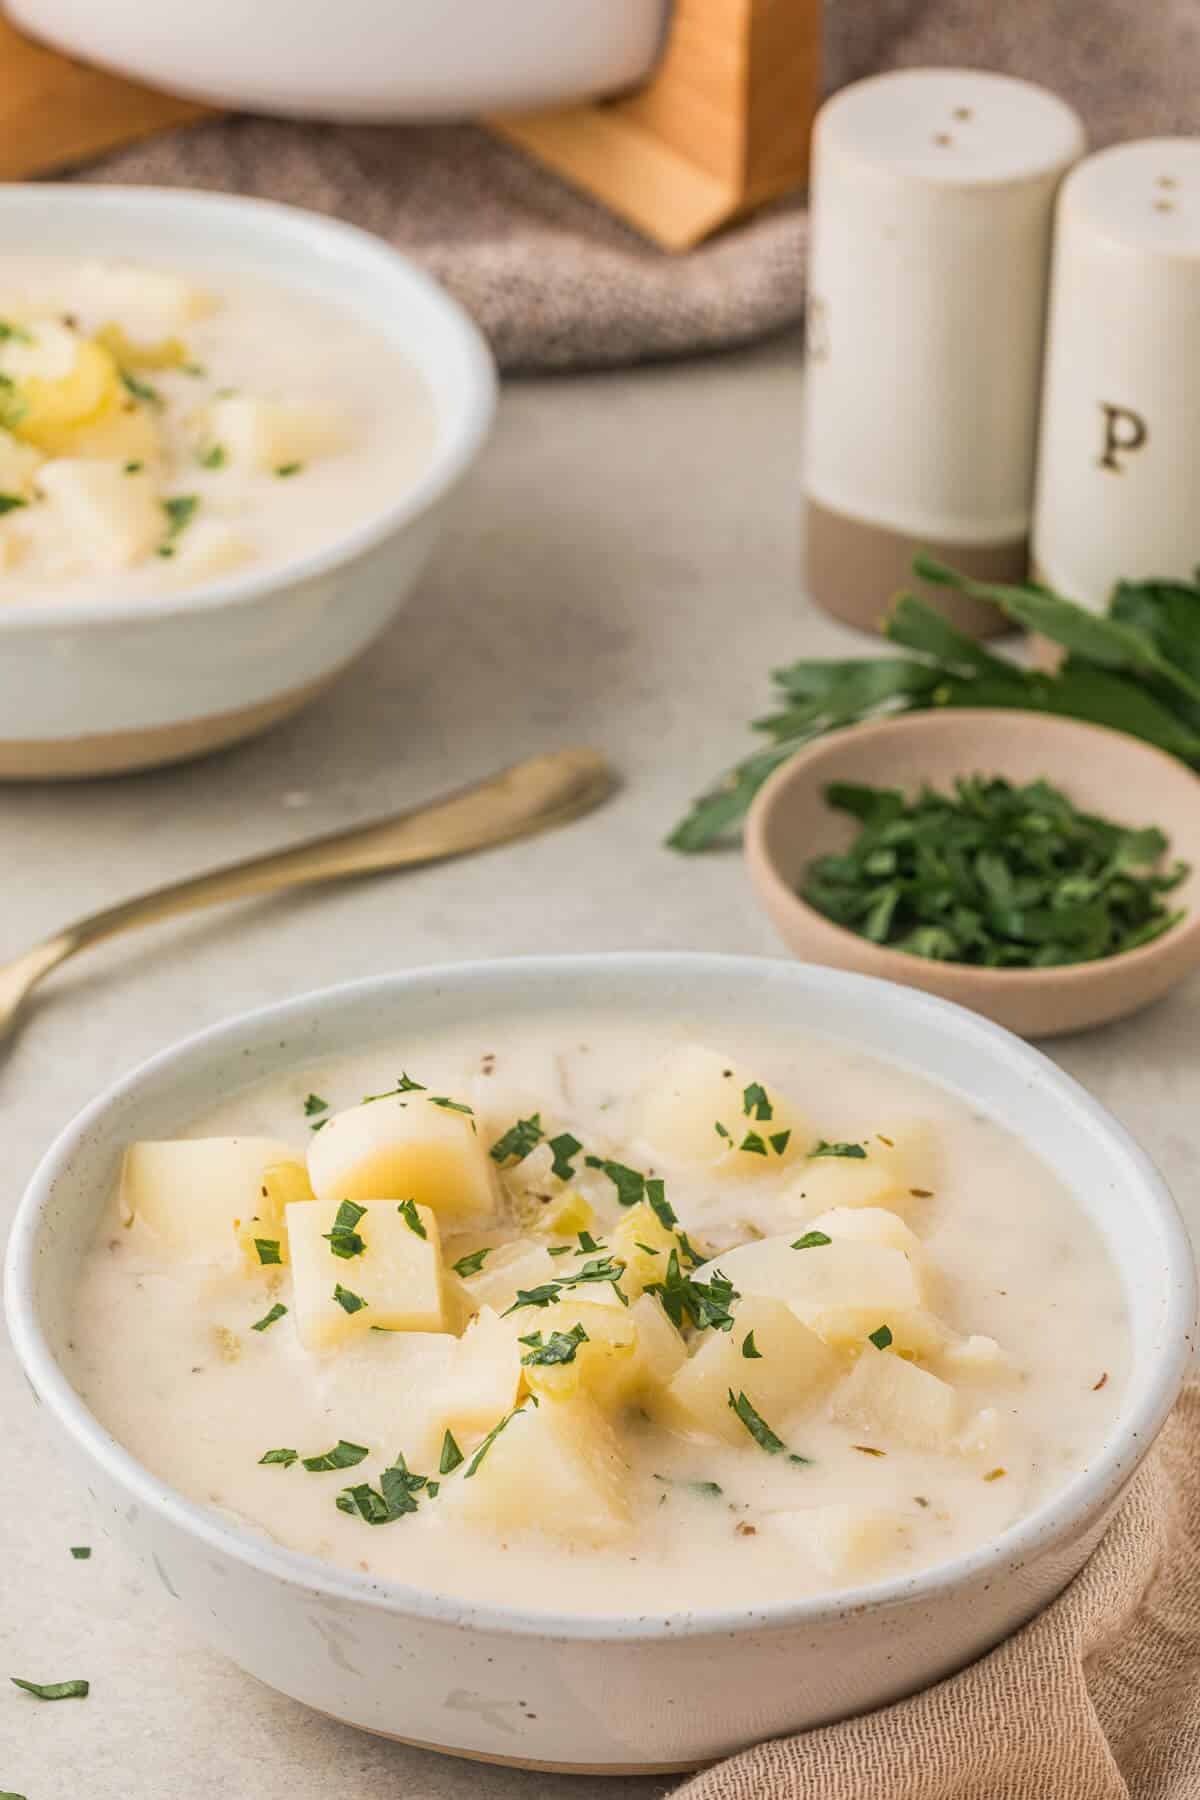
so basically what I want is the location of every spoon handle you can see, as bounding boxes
[3,750,611,1027]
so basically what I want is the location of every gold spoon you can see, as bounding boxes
[0,748,611,1052]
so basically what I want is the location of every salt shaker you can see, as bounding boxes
[802,69,1085,637]
[1033,139,1200,612]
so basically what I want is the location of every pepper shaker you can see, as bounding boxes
[802,69,1085,636]
[1033,139,1200,612]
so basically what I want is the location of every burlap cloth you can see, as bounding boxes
[674,1377,1200,1800]
[73,0,1199,371]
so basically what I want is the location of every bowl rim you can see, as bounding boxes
[745,708,1200,994]
[0,184,497,632]
[5,952,1194,1642]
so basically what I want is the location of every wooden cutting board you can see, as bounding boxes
[0,15,212,180]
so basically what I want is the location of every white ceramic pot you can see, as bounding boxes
[6,0,671,120]
[6,956,1194,1773]
[0,186,496,779]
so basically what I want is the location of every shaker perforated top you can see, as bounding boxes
[1061,137,1200,258]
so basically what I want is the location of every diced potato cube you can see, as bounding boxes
[885,1309,954,1361]
[831,1344,961,1451]
[610,1201,681,1297]
[421,1307,524,1456]
[774,1504,912,1579]
[634,1045,813,1169]
[627,1294,689,1394]
[308,1329,456,1467]
[658,1297,836,1444]
[81,263,217,330]
[805,1206,934,1304]
[784,1121,938,1219]
[940,1335,1018,1382]
[120,1137,298,1261]
[165,520,254,582]
[205,395,341,473]
[442,1390,632,1546]
[520,1300,638,1408]
[700,1235,922,1347]
[307,1093,496,1224]
[461,1240,563,1314]
[94,323,191,371]
[36,458,163,569]
[955,1404,1016,1463]
[536,1190,594,1238]
[233,1158,313,1270]
[4,331,121,453]
[0,431,43,497]
[287,1198,444,1350]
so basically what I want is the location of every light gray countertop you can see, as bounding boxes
[4,336,1197,1798]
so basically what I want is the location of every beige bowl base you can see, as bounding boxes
[316,1709,708,1776]
[804,497,1026,640]
[0,669,336,781]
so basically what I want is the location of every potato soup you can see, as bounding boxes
[0,258,435,602]
[69,1020,1129,1616]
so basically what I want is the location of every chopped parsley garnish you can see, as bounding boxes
[336,1451,434,1523]
[199,443,227,469]
[122,460,143,474]
[251,1302,288,1332]
[303,1092,329,1117]
[333,1284,368,1315]
[259,1447,298,1468]
[69,1546,91,1560]
[323,1199,367,1259]
[157,493,199,557]
[451,1246,492,1278]
[645,1178,703,1266]
[0,494,27,516]
[363,1073,425,1102]
[634,1241,660,1256]
[653,1474,724,1498]
[868,1324,894,1350]
[727,1389,786,1453]
[183,361,207,377]
[645,1250,737,1332]
[253,1237,282,1265]
[428,1096,474,1116]
[741,1330,762,1359]
[120,368,161,406]
[742,1082,773,1121]
[811,1140,868,1160]
[852,1444,886,1457]
[714,1121,732,1141]
[547,1244,573,1256]
[275,461,304,477]
[397,1197,426,1238]
[577,1229,601,1252]
[301,1439,370,1473]
[0,319,33,343]
[769,1130,793,1156]
[502,1255,628,1314]
[739,1131,768,1156]
[548,1132,583,1180]
[464,1403,527,1478]
[439,1430,464,1474]
[584,1155,645,1207]
[489,1113,544,1165]
[791,1230,833,1250]
[519,1322,589,1366]
[11,1677,89,1701]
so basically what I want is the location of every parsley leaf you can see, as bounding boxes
[333,1284,368,1315]
[502,1255,628,1315]
[363,1073,425,1102]
[251,1302,288,1332]
[302,1439,369,1473]
[739,1132,768,1156]
[69,1546,91,1560]
[584,1156,645,1207]
[303,1093,329,1117]
[548,1132,583,1180]
[199,443,227,469]
[727,1389,786,1453]
[11,1677,89,1701]
[439,1430,464,1474]
[868,1323,894,1350]
[259,1447,298,1468]
[811,1141,868,1160]
[0,493,27,517]
[742,1082,773,1121]
[769,1130,792,1156]
[397,1197,426,1238]
[253,1238,282,1265]
[653,1474,724,1498]
[741,1330,762,1359]
[645,1250,738,1332]
[429,1096,474,1116]
[337,1452,433,1524]
[451,1246,491,1278]
[275,461,304,477]
[791,1230,833,1250]
[464,1404,526,1477]
[489,1113,544,1165]
[120,368,161,406]
[520,1323,589,1366]
[323,1199,367,1259]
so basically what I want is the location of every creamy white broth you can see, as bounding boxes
[68,1020,1129,1616]
[0,257,435,602]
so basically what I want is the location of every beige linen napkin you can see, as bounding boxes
[677,1377,1200,1800]
[71,0,1199,371]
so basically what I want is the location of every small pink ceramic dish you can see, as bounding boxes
[745,709,1200,1039]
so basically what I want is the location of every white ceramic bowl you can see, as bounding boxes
[6,0,671,119]
[6,955,1194,1773]
[0,185,496,779]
